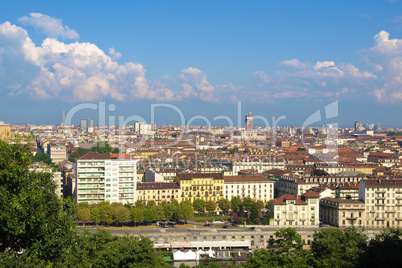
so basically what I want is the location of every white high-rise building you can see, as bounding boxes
[75,152,138,204]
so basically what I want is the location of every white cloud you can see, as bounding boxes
[18,13,79,40]
[109,47,121,60]
[178,67,217,102]
[253,71,270,86]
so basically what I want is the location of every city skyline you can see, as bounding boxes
[1,1,402,126]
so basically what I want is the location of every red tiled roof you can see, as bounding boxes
[78,152,111,160]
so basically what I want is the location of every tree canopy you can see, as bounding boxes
[0,138,76,265]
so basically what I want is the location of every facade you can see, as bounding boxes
[224,174,274,202]
[232,158,285,175]
[320,198,365,227]
[75,152,138,204]
[176,173,224,203]
[359,179,402,228]
[47,143,67,164]
[270,191,320,227]
[136,182,181,204]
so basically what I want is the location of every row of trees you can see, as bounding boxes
[75,196,271,225]
[75,199,194,225]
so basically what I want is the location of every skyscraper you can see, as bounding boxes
[245,112,253,131]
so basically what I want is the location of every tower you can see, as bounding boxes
[245,112,253,131]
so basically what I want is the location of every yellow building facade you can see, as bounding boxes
[176,173,224,203]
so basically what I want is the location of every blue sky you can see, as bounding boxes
[1,0,402,127]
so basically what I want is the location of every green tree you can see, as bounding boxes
[135,199,146,209]
[357,228,402,268]
[256,200,265,211]
[249,203,260,223]
[98,201,114,225]
[163,203,176,219]
[246,228,311,267]
[170,199,179,206]
[218,198,231,214]
[114,207,131,225]
[180,199,192,207]
[205,200,217,214]
[91,207,101,225]
[193,198,206,213]
[33,150,53,165]
[91,141,119,154]
[68,147,89,162]
[311,227,367,268]
[59,229,169,267]
[247,228,312,268]
[176,205,194,223]
[231,196,242,213]
[0,139,76,265]
[131,207,144,226]
[143,208,157,225]
[77,208,91,226]
[147,200,157,209]
[243,196,255,211]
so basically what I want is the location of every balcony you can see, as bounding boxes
[375,218,385,221]
[375,203,385,206]
[346,216,357,220]
[375,196,386,200]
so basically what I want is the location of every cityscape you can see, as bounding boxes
[1,1,402,267]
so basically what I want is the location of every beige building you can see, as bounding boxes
[136,182,181,204]
[320,198,365,227]
[359,179,402,228]
[270,190,320,227]
[176,173,224,203]
[47,143,67,164]
[224,174,274,202]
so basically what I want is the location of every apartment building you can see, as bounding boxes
[47,143,67,164]
[270,190,320,227]
[359,179,402,228]
[231,158,285,175]
[224,174,274,202]
[316,163,378,175]
[137,182,181,204]
[30,163,63,197]
[176,173,224,203]
[75,152,138,204]
[320,198,365,227]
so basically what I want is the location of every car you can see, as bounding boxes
[222,225,228,228]
[249,227,255,230]
[204,224,212,227]
[231,223,238,227]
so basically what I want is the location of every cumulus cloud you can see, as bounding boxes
[253,71,270,86]
[178,67,217,102]
[109,47,121,60]
[18,13,79,39]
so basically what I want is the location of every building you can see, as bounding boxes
[0,124,11,140]
[320,198,365,227]
[136,182,181,204]
[270,190,320,227]
[75,152,138,204]
[231,158,285,175]
[224,174,274,202]
[359,179,402,228]
[176,173,224,203]
[80,119,93,133]
[47,143,67,164]
[245,112,253,131]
